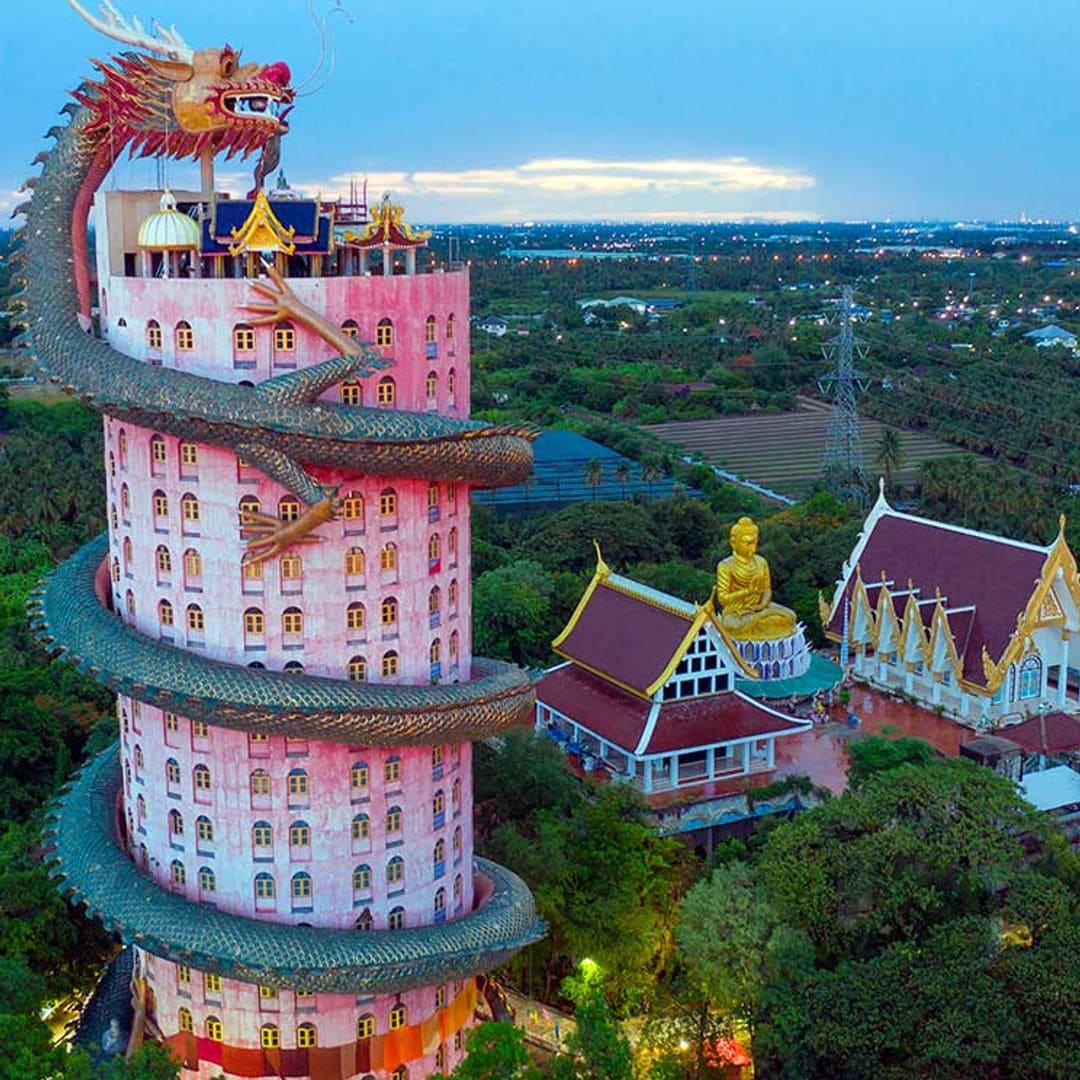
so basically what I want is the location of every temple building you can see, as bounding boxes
[28,7,541,1079]
[535,523,821,804]
[823,484,1080,729]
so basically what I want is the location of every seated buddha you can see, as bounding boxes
[714,516,797,640]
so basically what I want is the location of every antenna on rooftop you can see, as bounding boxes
[819,285,869,506]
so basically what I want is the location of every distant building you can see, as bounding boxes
[476,315,508,336]
[1023,325,1077,349]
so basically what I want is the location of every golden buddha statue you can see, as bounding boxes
[714,516,797,640]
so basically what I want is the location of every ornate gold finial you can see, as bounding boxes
[593,540,611,578]
[1059,513,1067,537]
[228,189,297,256]
[981,644,998,684]
[934,585,942,599]
[817,590,832,626]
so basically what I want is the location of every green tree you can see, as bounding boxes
[451,1022,542,1080]
[472,560,556,667]
[549,967,635,1080]
[845,735,937,788]
[584,459,605,500]
[873,428,905,495]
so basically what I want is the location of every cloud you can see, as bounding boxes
[296,155,817,222]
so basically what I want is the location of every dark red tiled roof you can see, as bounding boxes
[555,582,692,695]
[538,665,808,757]
[1000,712,1080,755]
[830,511,1048,684]
[537,664,651,752]
[645,693,808,754]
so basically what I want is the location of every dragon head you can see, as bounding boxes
[70,1,294,161]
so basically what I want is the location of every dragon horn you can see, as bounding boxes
[68,1,194,63]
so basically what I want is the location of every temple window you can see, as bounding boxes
[376,318,394,348]
[434,839,446,873]
[430,638,442,681]
[239,495,260,523]
[428,533,441,568]
[351,813,370,843]
[429,586,442,628]
[388,906,406,930]
[1019,656,1042,700]
[447,484,457,513]
[183,549,202,588]
[165,757,180,787]
[278,496,301,522]
[158,599,174,628]
[447,368,456,405]
[282,607,304,637]
[382,650,399,677]
[120,483,131,516]
[290,872,312,907]
[348,655,367,682]
[449,579,458,615]
[342,491,364,528]
[376,376,396,407]
[425,371,438,406]
[357,1014,375,1040]
[427,482,440,518]
[353,864,371,895]
[385,755,401,784]
[341,381,363,405]
[425,315,437,343]
[386,805,403,834]
[386,856,404,888]
[388,1003,406,1030]
[341,318,359,340]
[181,493,200,527]
[178,1008,193,1033]
[296,1023,317,1049]
[205,1016,223,1042]
[117,429,128,469]
[250,770,271,801]
[287,768,309,802]
[434,887,446,920]
[193,764,212,798]
[233,323,255,352]
[252,821,273,851]
[179,442,198,477]
[273,321,296,353]
[244,608,266,642]
[452,780,462,813]
[170,860,185,887]
[350,761,369,791]
[186,604,204,633]
[260,1024,280,1050]
[347,603,366,633]
[289,820,311,852]
[380,543,398,574]
[254,873,276,904]
[446,314,455,341]
[196,816,213,847]
[146,320,162,351]
[433,788,445,827]
[199,867,216,896]
[109,452,116,479]
[122,536,133,574]
[453,873,463,907]
[345,547,365,577]
[150,435,166,474]
[168,808,183,839]
[448,527,458,566]
[450,630,459,664]
[280,554,302,589]
[380,597,398,630]
[175,321,194,352]
[379,488,397,524]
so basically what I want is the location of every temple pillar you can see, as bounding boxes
[406,249,416,275]
[643,761,653,794]
[359,249,368,274]
[766,738,775,769]
[741,741,751,774]
[705,747,715,779]
[668,756,678,788]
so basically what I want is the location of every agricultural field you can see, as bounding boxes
[644,397,960,499]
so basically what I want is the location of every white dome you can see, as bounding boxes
[137,190,201,251]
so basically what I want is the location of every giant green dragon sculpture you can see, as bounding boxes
[11,0,536,511]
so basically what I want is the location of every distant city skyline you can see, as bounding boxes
[3,0,1078,224]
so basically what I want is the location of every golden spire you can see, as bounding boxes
[593,540,611,579]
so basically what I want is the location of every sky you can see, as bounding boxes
[2,0,1078,224]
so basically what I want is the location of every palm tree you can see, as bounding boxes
[583,459,604,501]
[874,428,905,496]
[641,463,663,498]
[613,459,631,501]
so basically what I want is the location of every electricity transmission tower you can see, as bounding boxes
[818,285,870,506]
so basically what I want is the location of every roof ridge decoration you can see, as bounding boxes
[342,192,431,248]
[228,188,297,256]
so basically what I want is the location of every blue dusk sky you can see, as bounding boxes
[1,0,1076,223]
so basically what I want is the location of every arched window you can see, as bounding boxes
[425,371,437,402]
[428,533,441,565]
[341,318,359,340]
[448,527,458,565]
[193,764,211,795]
[341,381,363,405]
[382,650,399,677]
[434,886,446,919]
[244,607,265,641]
[196,816,213,847]
[250,769,271,801]
[183,548,202,587]
[110,505,118,531]
[273,321,295,353]
[254,872,276,902]
[448,368,456,405]
[1019,655,1042,700]
[430,639,442,664]
[353,864,371,894]
[179,441,198,473]
[347,602,366,633]
[345,547,365,577]
[386,855,404,887]
[433,788,445,824]
[290,871,313,903]
[239,494,261,523]
[168,808,183,838]
[175,320,194,352]
[120,483,131,515]
[380,543,397,573]
[288,768,309,801]
[376,318,394,348]
[111,557,120,583]
[296,1023,317,1049]
[186,604,204,633]
[164,757,179,787]
[280,554,302,585]
[450,630,460,664]
[351,813,370,844]
[233,323,255,352]
[181,493,200,526]
[429,586,441,626]
[350,760,369,790]
[446,313,456,341]
[452,779,462,812]
[376,376,396,407]
[348,655,367,682]
[425,314,437,343]
[381,597,398,629]
[357,1014,375,1040]
[125,589,136,617]
[388,905,406,930]
[282,607,304,637]
[170,859,186,886]
[453,824,463,859]
[206,1016,223,1042]
[252,820,273,852]
[342,491,364,525]
[385,755,401,784]
[199,866,216,894]
[289,820,311,850]
[260,1024,280,1050]
[178,1007,193,1033]
[149,434,166,473]
[386,805,402,834]
[156,545,171,580]
[434,838,445,875]
[158,598,174,628]
[146,319,162,351]
[152,489,168,520]
[278,496,301,522]
[388,1002,406,1030]
[453,872,463,907]
[122,536,133,572]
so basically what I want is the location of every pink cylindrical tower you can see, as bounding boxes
[29,17,541,1080]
